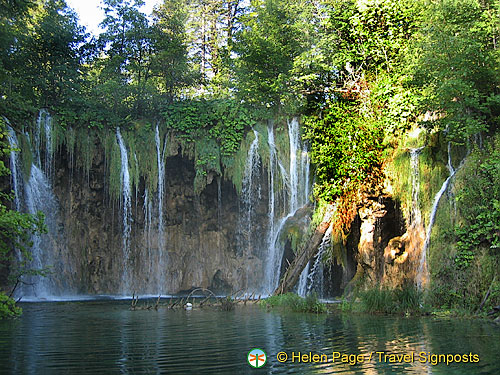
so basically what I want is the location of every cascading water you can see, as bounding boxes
[267,123,276,258]
[417,142,463,286]
[297,262,310,297]
[7,111,316,297]
[7,120,74,298]
[23,165,60,296]
[306,225,332,296]
[116,128,132,293]
[264,117,310,294]
[238,130,261,256]
[297,225,333,297]
[35,109,54,179]
[154,124,167,292]
[143,188,153,277]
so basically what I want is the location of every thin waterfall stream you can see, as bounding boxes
[116,128,132,293]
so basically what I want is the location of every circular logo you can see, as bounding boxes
[247,348,267,368]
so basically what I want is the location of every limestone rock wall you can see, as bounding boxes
[52,141,269,295]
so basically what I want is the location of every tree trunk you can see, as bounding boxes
[273,220,331,295]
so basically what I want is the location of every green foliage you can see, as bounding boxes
[453,137,500,267]
[0,292,22,319]
[356,285,423,315]
[303,99,384,202]
[163,99,257,192]
[411,0,500,141]
[426,136,500,313]
[151,0,192,100]
[104,131,123,200]
[234,0,309,109]
[75,129,96,179]
[321,0,421,76]
[261,292,326,313]
[123,123,159,195]
[17,132,33,181]
[371,73,420,135]
[164,99,255,156]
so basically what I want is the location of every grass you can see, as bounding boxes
[343,284,424,315]
[261,293,326,313]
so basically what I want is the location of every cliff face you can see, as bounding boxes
[51,141,270,295]
[350,196,424,289]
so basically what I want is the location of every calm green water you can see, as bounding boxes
[0,301,499,374]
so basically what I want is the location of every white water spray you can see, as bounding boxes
[239,130,261,255]
[298,224,333,297]
[116,128,132,292]
[35,109,53,178]
[264,117,310,294]
[155,124,168,291]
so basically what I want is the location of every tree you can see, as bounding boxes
[182,0,243,96]
[411,0,500,141]
[233,0,309,109]
[151,0,192,102]
[23,0,86,109]
[0,0,37,121]
[96,0,155,118]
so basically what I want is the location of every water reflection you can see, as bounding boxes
[0,302,498,374]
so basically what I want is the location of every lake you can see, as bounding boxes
[0,300,499,374]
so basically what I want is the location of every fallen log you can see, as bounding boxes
[273,209,333,295]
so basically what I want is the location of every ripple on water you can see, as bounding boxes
[0,302,499,374]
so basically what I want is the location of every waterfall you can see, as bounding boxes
[23,165,61,296]
[306,225,332,296]
[288,117,310,209]
[264,117,310,294]
[417,142,462,286]
[116,128,132,293]
[297,262,310,297]
[143,188,153,277]
[298,225,332,297]
[239,130,261,255]
[409,147,424,226]
[155,124,166,245]
[35,109,53,178]
[446,142,455,175]
[289,119,299,211]
[155,124,167,292]
[267,124,276,254]
[7,123,74,298]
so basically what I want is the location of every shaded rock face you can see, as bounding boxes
[52,142,270,295]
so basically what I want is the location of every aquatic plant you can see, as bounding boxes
[261,292,326,313]
[357,284,423,315]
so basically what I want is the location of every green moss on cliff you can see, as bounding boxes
[17,132,33,180]
[427,136,500,313]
